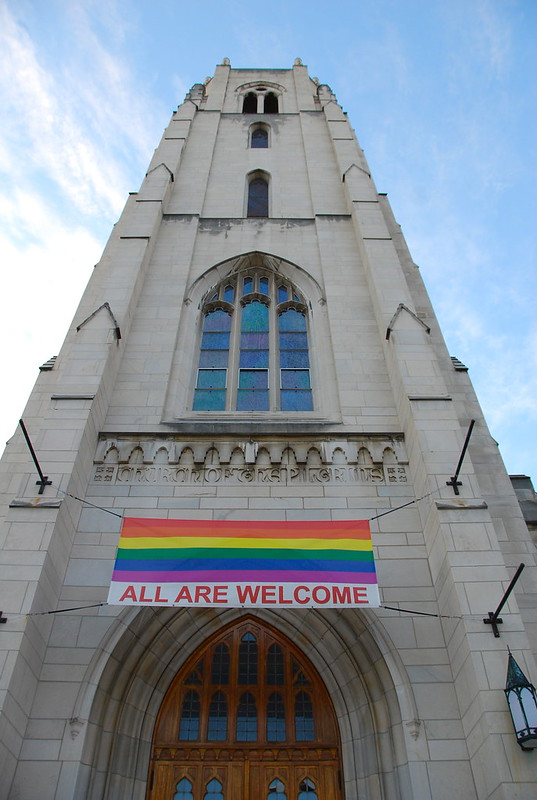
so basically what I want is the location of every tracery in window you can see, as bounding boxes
[247,176,269,217]
[193,271,313,413]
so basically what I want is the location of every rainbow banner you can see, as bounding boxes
[107,518,379,608]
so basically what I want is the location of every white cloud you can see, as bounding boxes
[0,187,103,449]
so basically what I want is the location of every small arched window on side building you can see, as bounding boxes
[264,92,278,113]
[243,92,257,113]
[247,174,269,218]
[250,125,269,148]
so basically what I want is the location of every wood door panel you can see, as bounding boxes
[250,761,342,800]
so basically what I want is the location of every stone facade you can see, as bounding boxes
[0,61,536,799]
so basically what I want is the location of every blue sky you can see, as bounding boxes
[1,0,535,478]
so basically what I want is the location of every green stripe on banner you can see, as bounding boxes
[116,547,374,563]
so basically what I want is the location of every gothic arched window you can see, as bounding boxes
[193,271,313,413]
[247,176,269,217]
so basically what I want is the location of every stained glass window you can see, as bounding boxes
[279,309,312,411]
[193,310,231,411]
[238,302,269,411]
[193,273,313,413]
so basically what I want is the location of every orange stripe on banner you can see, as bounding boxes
[120,518,371,541]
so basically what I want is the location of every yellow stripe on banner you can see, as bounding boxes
[118,536,372,552]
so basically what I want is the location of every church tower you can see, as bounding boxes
[1,60,536,800]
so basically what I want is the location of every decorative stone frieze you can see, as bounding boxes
[93,435,408,486]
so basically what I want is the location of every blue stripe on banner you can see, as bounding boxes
[112,557,377,574]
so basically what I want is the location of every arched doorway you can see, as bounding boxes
[147,616,343,799]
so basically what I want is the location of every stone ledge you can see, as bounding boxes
[435,500,488,510]
[9,497,63,509]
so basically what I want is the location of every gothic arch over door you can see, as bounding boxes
[147,616,343,800]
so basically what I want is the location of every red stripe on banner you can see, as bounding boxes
[120,518,371,540]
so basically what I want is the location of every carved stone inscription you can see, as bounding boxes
[94,463,392,485]
[93,435,408,486]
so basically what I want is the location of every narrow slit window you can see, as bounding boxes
[247,177,269,218]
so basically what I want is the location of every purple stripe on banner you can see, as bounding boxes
[111,569,377,584]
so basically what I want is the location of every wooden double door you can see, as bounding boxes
[147,617,343,800]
